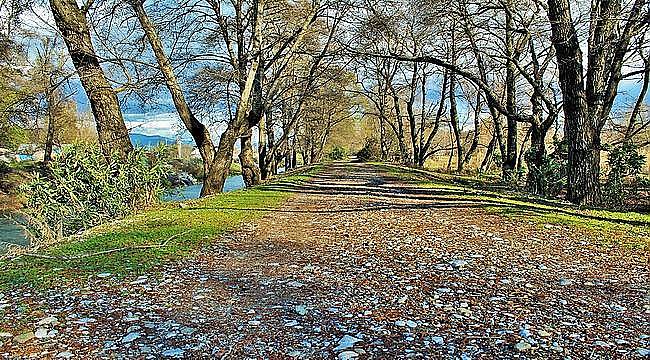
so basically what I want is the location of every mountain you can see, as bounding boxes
[129,133,176,148]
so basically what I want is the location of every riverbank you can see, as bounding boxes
[0,166,321,289]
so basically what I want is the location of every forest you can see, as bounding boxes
[0,0,649,358]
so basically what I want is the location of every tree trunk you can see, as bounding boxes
[202,126,238,196]
[449,71,463,172]
[479,132,497,173]
[44,91,56,163]
[131,0,216,178]
[49,0,132,159]
[503,4,518,174]
[547,0,600,205]
[239,128,261,187]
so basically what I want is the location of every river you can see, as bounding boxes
[0,175,245,251]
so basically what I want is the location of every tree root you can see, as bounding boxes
[22,230,192,261]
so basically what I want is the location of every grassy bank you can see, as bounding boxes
[376,163,650,249]
[0,166,321,290]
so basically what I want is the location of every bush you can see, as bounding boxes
[356,137,382,162]
[21,144,170,241]
[327,146,347,161]
[525,140,568,197]
[602,143,648,209]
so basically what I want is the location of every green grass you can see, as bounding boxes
[0,166,321,290]
[375,163,650,248]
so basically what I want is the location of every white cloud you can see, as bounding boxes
[124,112,184,138]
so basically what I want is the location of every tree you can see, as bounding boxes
[546,0,649,205]
[48,0,133,159]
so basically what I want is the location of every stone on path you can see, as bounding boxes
[334,335,362,351]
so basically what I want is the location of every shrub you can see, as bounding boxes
[525,140,568,197]
[356,137,382,162]
[327,146,347,161]
[21,143,170,241]
[602,143,648,209]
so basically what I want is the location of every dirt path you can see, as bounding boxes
[1,163,648,359]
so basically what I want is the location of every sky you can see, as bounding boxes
[18,3,650,143]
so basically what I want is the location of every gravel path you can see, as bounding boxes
[1,163,648,359]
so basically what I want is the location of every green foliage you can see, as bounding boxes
[602,143,648,209]
[356,137,382,162]
[21,144,170,239]
[326,146,347,161]
[525,140,568,197]
[0,167,321,289]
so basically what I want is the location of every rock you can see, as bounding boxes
[130,276,148,285]
[75,317,96,325]
[121,332,141,343]
[14,332,35,344]
[449,259,468,269]
[337,350,359,360]
[515,341,532,352]
[34,328,49,339]
[637,348,650,357]
[287,280,305,288]
[609,304,626,312]
[334,335,362,351]
[295,305,307,316]
[162,348,185,357]
[593,341,609,347]
[37,316,58,326]
[395,320,406,327]
[431,336,444,345]
[559,279,573,286]
[0,332,12,338]
[538,330,552,337]
[405,320,417,328]
[248,320,261,326]
[97,272,112,278]
[56,351,73,359]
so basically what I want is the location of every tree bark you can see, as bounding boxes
[49,0,132,159]
[547,0,600,205]
[130,0,217,184]
[239,128,261,187]
[449,70,463,172]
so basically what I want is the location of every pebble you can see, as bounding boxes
[637,348,650,357]
[37,316,58,326]
[559,279,573,286]
[121,332,141,343]
[295,305,307,315]
[431,336,444,345]
[56,351,73,359]
[450,259,468,269]
[14,332,35,344]
[515,341,532,352]
[337,350,359,360]
[34,328,49,339]
[162,348,185,357]
[334,335,361,351]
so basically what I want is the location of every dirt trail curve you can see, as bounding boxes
[1,162,649,359]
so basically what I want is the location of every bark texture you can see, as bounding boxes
[49,0,133,159]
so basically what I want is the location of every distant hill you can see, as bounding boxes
[129,133,176,148]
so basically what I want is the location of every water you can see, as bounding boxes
[162,175,245,202]
[0,214,29,250]
[0,175,246,251]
